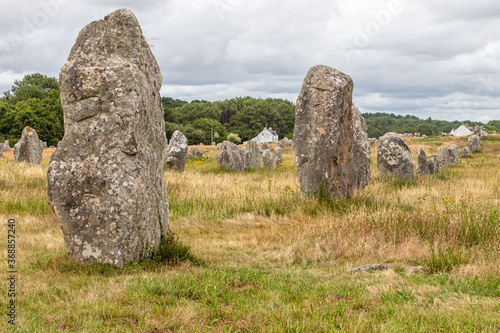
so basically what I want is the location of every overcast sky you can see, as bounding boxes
[1,0,499,121]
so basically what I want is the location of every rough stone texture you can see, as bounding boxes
[261,142,269,151]
[347,264,392,273]
[468,135,480,153]
[262,149,274,168]
[369,138,376,145]
[447,145,459,164]
[427,155,439,174]
[15,127,43,164]
[377,133,413,179]
[274,147,283,166]
[2,140,11,152]
[42,142,47,150]
[461,147,470,158]
[47,9,169,267]
[0,144,2,158]
[14,142,20,160]
[191,147,203,158]
[165,131,188,172]
[438,147,450,169]
[481,130,489,139]
[473,125,481,135]
[243,140,260,168]
[416,147,429,175]
[216,141,244,172]
[293,65,371,198]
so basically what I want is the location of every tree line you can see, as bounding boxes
[1,73,499,147]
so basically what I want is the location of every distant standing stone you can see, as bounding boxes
[416,147,429,175]
[47,9,169,267]
[243,140,260,168]
[42,142,47,150]
[461,147,470,158]
[447,145,459,164]
[480,130,489,139]
[438,147,450,169]
[191,147,203,158]
[261,142,269,151]
[165,130,188,172]
[262,149,274,168]
[274,146,283,166]
[294,65,371,198]
[468,135,480,153]
[15,126,43,164]
[377,133,413,179]
[217,141,244,172]
[427,155,440,174]
[2,140,11,152]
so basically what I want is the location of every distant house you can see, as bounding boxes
[244,127,278,144]
[450,124,473,137]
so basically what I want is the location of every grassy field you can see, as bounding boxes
[1,135,500,332]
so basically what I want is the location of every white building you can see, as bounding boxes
[245,127,278,144]
[450,124,473,137]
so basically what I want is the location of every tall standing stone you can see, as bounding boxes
[468,135,480,153]
[15,127,43,164]
[165,131,188,172]
[47,9,169,267]
[438,147,450,169]
[427,155,440,174]
[447,144,459,164]
[293,66,371,197]
[191,147,203,158]
[461,147,470,158]
[261,142,269,151]
[262,149,274,168]
[2,140,11,152]
[416,147,429,175]
[244,140,260,168]
[217,141,244,172]
[274,146,283,166]
[377,133,413,180]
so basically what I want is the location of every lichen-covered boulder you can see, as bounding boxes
[416,147,429,175]
[216,141,244,172]
[2,140,11,152]
[377,133,413,179]
[447,144,459,164]
[165,131,188,172]
[461,147,470,158]
[468,135,480,153]
[243,140,260,168]
[15,127,43,164]
[262,149,274,168]
[274,147,283,166]
[191,147,203,158]
[47,9,169,267]
[293,65,371,197]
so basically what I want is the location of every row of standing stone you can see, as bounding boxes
[377,132,482,179]
[0,127,47,164]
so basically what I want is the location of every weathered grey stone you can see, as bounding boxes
[47,9,169,267]
[427,155,439,174]
[191,147,203,158]
[293,65,371,198]
[14,142,20,160]
[2,140,11,152]
[261,142,269,151]
[481,130,489,139]
[438,147,450,169]
[416,147,429,175]
[461,147,470,158]
[273,146,283,166]
[243,140,260,168]
[468,135,480,153]
[0,144,3,158]
[369,138,376,145]
[447,145,459,164]
[347,264,392,273]
[165,130,188,172]
[473,125,481,135]
[216,141,244,172]
[15,127,43,164]
[262,149,274,168]
[377,133,413,179]
[42,142,47,150]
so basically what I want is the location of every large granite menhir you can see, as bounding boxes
[293,65,371,198]
[15,127,43,164]
[47,9,169,268]
[217,141,244,172]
